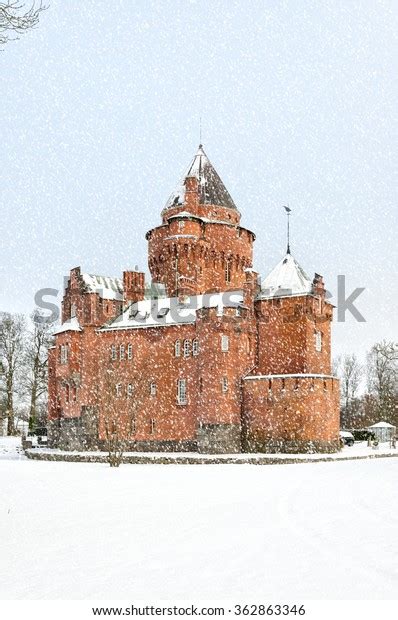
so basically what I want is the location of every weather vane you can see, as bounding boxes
[282,205,292,254]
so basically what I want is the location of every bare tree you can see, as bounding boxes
[367,340,398,425]
[0,312,27,435]
[22,312,53,431]
[98,350,155,467]
[0,1,47,47]
[335,353,363,427]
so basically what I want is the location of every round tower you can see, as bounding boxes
[146,145,255,296]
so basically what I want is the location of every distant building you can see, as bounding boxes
[48,145,340,454]
[367,421,396,443]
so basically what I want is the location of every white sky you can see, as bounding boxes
[1,0,397,361]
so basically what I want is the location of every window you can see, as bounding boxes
[60,344,68,364]
[311,378,315,391]
[183,339,191,358]
[177,378,187,405]
[119,344,125,360]
[127,384,133,398]
[174,339,181,357]
[315,330,322,352]
[199,377,203,393]
[111,345,117,361]
[131,417,136,435]
[225,260,231,283]
[221,335,229,352]
[294,378,299,391]
[222,377,228,393]
[157,307,169,319]
[150,381,157,396]
[281,378,286,392]
[127,344,133,360]
[323,380,327,391]
[268,379,272,392]
[192,338,199,356]
[71,303,76,318]
[72,385,77,401]
[65,384,70,403]
[150,418,156,434]
[116,383,122,397]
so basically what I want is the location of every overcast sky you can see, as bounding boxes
[1,0,397,360]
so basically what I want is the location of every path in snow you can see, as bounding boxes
[0,451,397,599]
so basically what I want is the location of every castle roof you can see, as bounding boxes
[81,273,123,301]
[164,145,237,211]
[53,316,83,335]
[258,253,313,299]
[100,290,244,331]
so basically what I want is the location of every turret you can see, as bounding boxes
[146,145,255,296]
[255,252,333,375]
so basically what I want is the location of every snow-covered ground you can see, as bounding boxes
[0,436,397,599]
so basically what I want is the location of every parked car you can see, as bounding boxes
[339,430,355,447]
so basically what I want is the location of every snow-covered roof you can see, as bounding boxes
[82,273,123,301]
[100,290,244,331]
[164,145,237,211]
[367,421,396,429]
[257,253,313,299]
[53,316,83,335]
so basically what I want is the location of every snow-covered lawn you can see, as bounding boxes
[0,436,397,599]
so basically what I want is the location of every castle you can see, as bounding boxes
[48,145,340,454]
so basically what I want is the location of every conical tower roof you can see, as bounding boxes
[259,253,313,299]
[164,145,237,211]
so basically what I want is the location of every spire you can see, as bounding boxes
[283,206,292,254]
[164,145,237,211]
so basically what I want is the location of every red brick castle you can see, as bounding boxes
[48,145,340,453]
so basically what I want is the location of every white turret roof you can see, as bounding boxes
[258,253,313,299]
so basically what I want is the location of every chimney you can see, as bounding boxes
[184,176,199,212]
[123,271,145,305]
[243,268,259,309]
[312,273,325,298]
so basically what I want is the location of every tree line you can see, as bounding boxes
[0,312,52,435]
[335,341,398,430]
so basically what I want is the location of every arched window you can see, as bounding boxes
[183,339,191,358]
[192,338,199,356]
[127,344,133,360]
[174,340,181,357]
